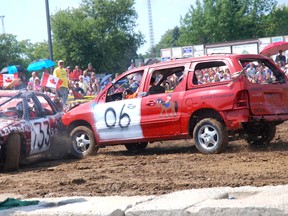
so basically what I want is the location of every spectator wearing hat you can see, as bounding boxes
[53,60,69,105]
[275,50,286,66]
[84,63,96,77]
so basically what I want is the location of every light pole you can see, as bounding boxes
[45,0,53,61]
[0,16,5,34]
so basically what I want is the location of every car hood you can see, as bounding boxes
[0,118,24,137]
[0,118,19,126]
[62,100,96,125]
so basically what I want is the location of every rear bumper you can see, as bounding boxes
[222,108,250,130]
[222,108,288,130]
[250,114,288,123]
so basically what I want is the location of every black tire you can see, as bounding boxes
[245,124,276,146]
[70,126,98,159]
[125,142,148,153]
[193,118,228,154]
[4,134,21,171]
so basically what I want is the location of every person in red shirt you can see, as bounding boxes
[72,65,83,81]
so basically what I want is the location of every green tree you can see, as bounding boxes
[30,42,50,60]
[265,4,288,36]
[51,0,144,74]
[177,0,277,46]
[178,0,206,45]
[151,26,181,57]
[0,34,28,70]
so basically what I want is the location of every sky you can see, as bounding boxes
[0,0,287,54]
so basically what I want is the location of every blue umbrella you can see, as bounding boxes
[100,74,113,86]
[27,59,56,71]
[1,65,25,74]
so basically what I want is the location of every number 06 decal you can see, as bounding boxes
[104,104,131,128]
[104,108,116,127]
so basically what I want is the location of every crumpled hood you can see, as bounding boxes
[0,118,22,137]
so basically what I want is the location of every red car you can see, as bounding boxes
[0,90,64,171]
[62,54,288,158]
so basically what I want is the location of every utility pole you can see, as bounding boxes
[45,0,53,62]
[0,16,5,34]
[147,0,155,57]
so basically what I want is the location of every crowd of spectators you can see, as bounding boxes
[245,62,276,84]
[196,67,232,84]
[12,61,115,108]
[25,62,113,98]
[61,62,116,101]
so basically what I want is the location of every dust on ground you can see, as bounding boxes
[0,122,288,199]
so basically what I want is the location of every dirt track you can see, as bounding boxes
[0,122,288,199]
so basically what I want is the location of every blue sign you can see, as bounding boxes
[161,57,171,62]
[182,46,193,56]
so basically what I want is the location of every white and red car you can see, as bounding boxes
[62,54,288,158]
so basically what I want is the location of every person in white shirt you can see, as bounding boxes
[28,71,38,90]
[78,75,89,95]
[82,70,91,84]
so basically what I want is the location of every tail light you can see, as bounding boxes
[234,90,249,108]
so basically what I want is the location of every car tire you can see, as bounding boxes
[70,126,98,159]
[245,124,276,146]
[4,134,21,171]
[193,118,228,154]
[125,142,148,153]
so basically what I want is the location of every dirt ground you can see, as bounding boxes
[0,122,288,199]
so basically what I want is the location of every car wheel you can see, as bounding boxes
[4,134,21,171]
[193,118,228,154]
[70,126,98,159]
[125,142,148,153]
[245,124,276,146]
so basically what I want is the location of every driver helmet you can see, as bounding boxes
[16,101,23,117]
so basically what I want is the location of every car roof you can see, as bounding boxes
[0,90,21,97]
[127,54,268,72]
[0,90,47,98]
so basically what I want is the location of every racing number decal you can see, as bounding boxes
[94,99,143,141]
[31,120,51,153]
[104,104,131,128]
[33,121,50,148]
[104,108,116,127]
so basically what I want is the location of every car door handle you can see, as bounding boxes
[146,100,156,106]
